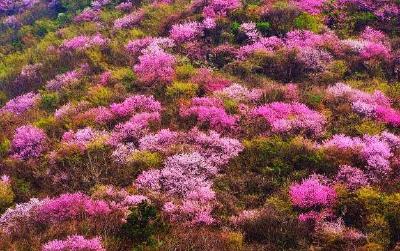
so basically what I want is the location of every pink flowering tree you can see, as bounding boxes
[252,102,326,136]
[133,45,176,85]
[289,176,336,209]
[10,125,47,160]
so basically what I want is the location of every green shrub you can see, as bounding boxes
[0,180,14,213]
[128,151,163,169]
[40,91,60,111]
[120,203,167,245]
[87,86,113,106]
[166,81,198,99]
[175,64,195,80]
[294,13,321,32]
[256,21,271,34]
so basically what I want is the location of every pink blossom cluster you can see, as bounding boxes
[137,128,243,166]
[42,235,105,251]
[237,36,284,59]
[136,152,217,225]
[252,102,326,135]
[133,44,176,85]
[292,0,327,15]
[54,101,90,120]
[186,128,243,166]
[335,165,369,190]
[162,186,215,225]
[202,0,242,18]
[289,175,336,209]
[73,8,100,23]
[139,129,180,153]
[0,191,139,235]
[108,112,160,145]
[46,64,90,91]
[136,152,217,196]
[91,0,110,10]
[215,84,263,103]
[180,97,237,131]
[297,47,333,71]
[327,83,400,126]
[239,22,260,42]
[61,34,108,51]
[61,127,109,150]
[116,1,133,11]
[1,92,39,115]
[0,198,44,234]
[337,0,400,21]
[109,95,161,118]
[113,10,144,30]
[36,193,112,224]
[11,125,47,160]
[321,133,399,180]
[125,37,175,58]
[190,68,231,91]
[0,0,39,13]
[170,21,204,43]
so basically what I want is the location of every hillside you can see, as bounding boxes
[1,0,400,250]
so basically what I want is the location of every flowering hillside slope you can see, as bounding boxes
[0,0,400,250]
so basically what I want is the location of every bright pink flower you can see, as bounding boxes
[252,102,326,135]
[289,176,336,209]
[42,235,105,251]
[133,45,176,84]
[11,125,47,160]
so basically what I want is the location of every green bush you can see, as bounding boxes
[40,91,60,111]
[0,179,14,213]
[120,203,167,245]
[166,81,198,99]
[294,13,321,32]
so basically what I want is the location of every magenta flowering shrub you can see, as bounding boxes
[11,125,47,160]
[186,128,243,166]
[46,64,90,91]
[116,1,133,11]
[0,198,44,234]
[292,0,327,14]
[109,95,161,118]
[1,92,39,115]
[36,193,112,224]
[289,175,336,209]
[202,0,241,18]
[327,83,400,127]
[136,152,217,225]
[139,129,180,153]
[239,22,260,42]
[73,8,99,23]
[321,133,399,180]
[180,97,237,131]
[237,36,284,59]
[252,102,326,135]
[61,35,108,52]
[133,45,176,85]
[335,165,369,190]
[61,127,109,150]
[108,112,160,145]
[170,21,204,43]
[215,84,263,103]
[113,10,144,30]
[42,235,105,251]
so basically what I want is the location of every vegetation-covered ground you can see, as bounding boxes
[1,0,400,250]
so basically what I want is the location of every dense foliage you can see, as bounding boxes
[1,0,400,250]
